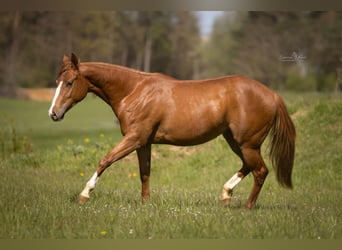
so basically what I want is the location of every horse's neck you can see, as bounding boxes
[80,62,142,109]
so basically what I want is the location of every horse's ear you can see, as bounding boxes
[70,52,80,70]
[62,54,70,65]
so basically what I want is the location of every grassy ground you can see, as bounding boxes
[0,93,341,239]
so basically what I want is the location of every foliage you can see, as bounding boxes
[198,12,241,78]
[201,11,342,92]
[0,11,200,92]
[0,11,341,94]
[0,94,341,238]
[0,113,34,159]
[285,70,317,92]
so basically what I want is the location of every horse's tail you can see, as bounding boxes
[269,94,296,188]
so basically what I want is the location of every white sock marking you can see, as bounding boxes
[48,81,63,116]
[87,172,99,189]
[223,173,242,191]
[80,172,99,198]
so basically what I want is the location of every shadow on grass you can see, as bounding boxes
[68,192,81,204]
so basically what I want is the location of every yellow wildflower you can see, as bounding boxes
[128,172,138,178]
[100,230,107,236]
[84,137,90,144]
[80,172,84,177]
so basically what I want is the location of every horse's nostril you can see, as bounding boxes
[50,111,59,121]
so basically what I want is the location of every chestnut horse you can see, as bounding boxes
[49,53,296,208]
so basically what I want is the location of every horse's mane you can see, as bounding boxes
[82,62,152,76]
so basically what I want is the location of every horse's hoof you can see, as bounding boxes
[141,195,150,203]
[78,195,89,205]
[221,197,231,207]
[221,188,232,207]
[245,203,256,209]
[221,198,231,207]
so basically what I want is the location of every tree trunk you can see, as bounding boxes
[143,33,152,72]
[4,11,21,95]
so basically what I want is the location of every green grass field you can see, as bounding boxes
[0,93,341,239]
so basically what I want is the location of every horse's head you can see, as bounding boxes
[49,53,89,121]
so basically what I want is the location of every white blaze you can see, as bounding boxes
[48,81,63,116]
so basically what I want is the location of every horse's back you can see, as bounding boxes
[171,74,277,121]
[150,75,277,146]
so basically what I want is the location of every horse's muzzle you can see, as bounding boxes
[49,110,64,122]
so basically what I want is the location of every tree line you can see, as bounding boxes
[0,11,199,95]
[0,11,341,95]
[202,11,342,92]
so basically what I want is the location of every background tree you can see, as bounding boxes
[201,11,342,92]
[0,11,341,95]
[0,11,21,95]
[0,11,200,93]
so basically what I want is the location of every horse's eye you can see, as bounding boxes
[66,81,73,87]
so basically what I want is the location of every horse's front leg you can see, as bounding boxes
[137,144,151,202]
[78,134,141,204]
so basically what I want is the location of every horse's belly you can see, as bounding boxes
[153,119,227,146]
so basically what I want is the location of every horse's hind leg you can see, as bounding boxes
[221,130,268,208]
[221,165,250,206]
[221,131,251,206]
[242,147,268,209]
